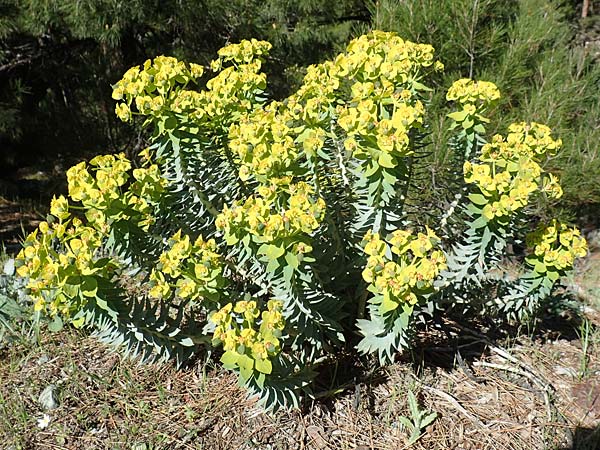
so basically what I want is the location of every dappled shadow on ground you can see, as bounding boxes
[305,291,600,450]
[1,293,598,449]
[0,198,43,253]
[404,293,586,375]
[560,426,600,450]
[0,164,67,253]
[309,286,589,396]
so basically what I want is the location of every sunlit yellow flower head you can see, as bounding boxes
[361,227,446,314]
[216,181,326,245]
[149,231,225,302]
[526,220,587,273]
[465,121,564,222]
[446,78,500,105]
[210,298,285,373]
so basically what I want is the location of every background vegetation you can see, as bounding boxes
[368,0,600,220]
[0,0,366,178]
[2,0,599,221]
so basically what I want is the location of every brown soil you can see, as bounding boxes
[1,304,598,449]
[0,197,42,251]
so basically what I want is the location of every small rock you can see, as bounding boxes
[582,305,597,315]
[554,366,577,377]
[3,258,15,276]
[476,393,494,404]
[38,384,58,410]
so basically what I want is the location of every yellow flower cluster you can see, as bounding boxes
[446,78,500,105]
[211,299,285,374]
[446,78,500,130]
[227,84,335,181]
[66,153,165,231]
[339,99,424,166]
[15,215,113,318]
[335,30,436,83]
[361,228,447,314]
[228,103,298,182]
[332,32,435,167]
[292,30,435,120]
[112,56,205,121]
[203,62,267,118]
[166,62,267,122]
[226,31,441,183]
[169,90,205,120]
[14,153,167,320]
[526,220,588,274]
[333,32,435,168]
[211,39,272,69]
[499,122,562,158]
[215,181,326,244]
[113,41,271,127]
[288,67,337,130]
[287,30,436,114]
[149,230,225,302]
[67,153,130,210]
[223,62,331,182]
[50,194,70,220]
[128,163,168,230]
[464,123,563,221]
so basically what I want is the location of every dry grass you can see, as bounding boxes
[1,311,599,449]
[1,234,599,450]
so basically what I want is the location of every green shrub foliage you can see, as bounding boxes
[368,0,600,216]
[15,32,587,410]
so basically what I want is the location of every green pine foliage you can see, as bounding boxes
[0,0,367,171]
[369,0,600,217]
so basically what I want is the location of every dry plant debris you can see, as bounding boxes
[1,319,599,450]
[1,228,599,450]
